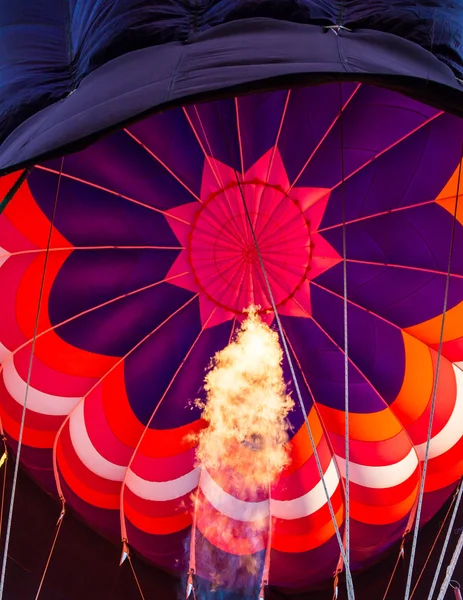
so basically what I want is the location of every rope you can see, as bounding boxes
[404,150,463,600]
[410,483,458,599]
[212,99,355,600]
[239,185,354,599]
[128,557,147,600]
[382,541,405,600]
[436,530,463,600]
[33,501,66,600]
[427,480,463,600]
[230,138,355,600]
[339,82,351,573]
[0,439,8,540]
[0,160,63,600]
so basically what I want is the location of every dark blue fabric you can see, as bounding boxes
[0,0,463,161]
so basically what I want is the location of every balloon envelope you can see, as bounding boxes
[2,0,463,595]
[1,81,463,590]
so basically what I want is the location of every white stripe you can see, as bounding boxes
[415,364,463,460]
[2,357,80,416]
[126,466,200,501]
[200,469,269,522]
[271,459,339,520]
[335,448,419,489]
[70,402,126,481]
[0,247,10,269]
[0,341,11,364]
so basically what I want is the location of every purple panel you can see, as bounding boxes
[315,262,463,329]
[319,112,463,228]
[152,320,234,430]
[281,335,314,435]
[127,108,204,198]
[184,98,241,171]
[281,316,386,413]
[322,205,463,276]
[124,298,202,426]
[311,285,405,405]
[49,248,179,322]
[52,282,194,358]
[238,90,288,172]
[28,170,179,248]
[41,129,202,211]
[279,83,358,186]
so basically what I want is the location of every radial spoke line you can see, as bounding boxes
[124,129,202,202]
[266,90,291,185]
[288,83,361,193]
[0,246,184,259]
[0,161,62,600]
[316,199,439,234]
[404,142,463,600]
[331,112,443,195]
[120,307,217,544]
[301,295,421,478]
[1,272,190,368]
[183,106,237,221]
[52,294,200,500]
[34,165,191,224]
[310,278,458,365]
[235,98,245,179]
[344,258,463,280]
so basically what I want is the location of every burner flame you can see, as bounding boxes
[191,306,294,593]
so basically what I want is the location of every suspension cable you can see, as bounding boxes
[238,176,355,600]
[213,105,356,600]
[435,529,463,600]
[382,541,405,600]
[128,557,147,600]
[404,148,463,600]
[339,82,351,573]
[0,160,63,600]
[33,500,66,600]
[427,480,463,600]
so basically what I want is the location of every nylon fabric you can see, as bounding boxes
[1,1,463,149]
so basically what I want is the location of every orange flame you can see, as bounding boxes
[191,307,294,590]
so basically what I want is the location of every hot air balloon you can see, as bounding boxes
[0,2,463,599]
